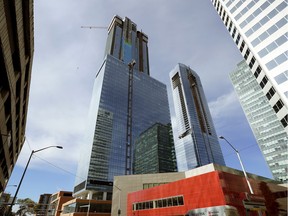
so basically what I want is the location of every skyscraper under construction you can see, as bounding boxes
[74,15,172,200]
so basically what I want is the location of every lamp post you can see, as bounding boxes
[219,136,254,194]
[9,145,63,213]
[114,185,122,216]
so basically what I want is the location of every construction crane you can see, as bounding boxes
[81,26,107,29]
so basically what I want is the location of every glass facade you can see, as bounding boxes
[211,0,288,131]
[105,15,149,75]
[170,63,225,171]
[74,16,171,197]
[230,60,288,182]
[134,123,177,174]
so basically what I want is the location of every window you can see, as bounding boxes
[240,40,245,52]
[266,87,276,100]
[249,56,256,68]
[178,196,184,205]
[245,28,254,37]
[173,197,178,206]
[162,199,167,207]
[167,198,173,206]
[260,76,268,88]
[236,34,241,45]
[254,65,262,78]
[225,16,229,26]
[273,99,284,113]
[228,20,232,32]
[232,27,236,38]
[266,53,288,70]
[158,200,163,208]
[219,6,223,17]
[244,48,250,60]
[252,17,288,47]
[133,196,184,211]
[281,115,288,127]
[258,47,269,58]
[231,0,244,14]
[266,41,278,52]
[274,71,288,84]
[226,0,233,7]
[222,11,227,22]
[235,0,256,21]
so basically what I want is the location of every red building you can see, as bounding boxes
[127,169,287,216]
[47,191,73,216]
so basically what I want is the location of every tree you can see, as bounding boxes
[0,193,12,216]
[15,198,36,216]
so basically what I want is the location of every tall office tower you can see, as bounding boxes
[0,0,34,193]
[230,60,288,182]
[134,123,177,174]
[211,0,288,132]
[74,16,171,200]
[170,63,225,171]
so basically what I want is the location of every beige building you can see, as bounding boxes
[112,171,185,216]
[0,0,34,193]
[60,199,111,216]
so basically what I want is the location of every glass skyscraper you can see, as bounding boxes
[74,16,171,200]
[170,63,225,171]
[211,0,287,132]
[230,60,287,182]
[134,123,177,174]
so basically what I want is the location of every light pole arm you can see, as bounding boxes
[33,145,62,153]
[221,137,238,153]
[219,136,254,194]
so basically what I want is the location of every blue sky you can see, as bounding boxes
[6,0,273,203]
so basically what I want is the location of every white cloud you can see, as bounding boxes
[209,90,239,120]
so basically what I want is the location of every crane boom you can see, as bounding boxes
[81,26,107,29]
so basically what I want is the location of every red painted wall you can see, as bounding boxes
[127,171,272,216]
[127,171,226,216]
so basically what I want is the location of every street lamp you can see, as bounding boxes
[6,185,17,187]
[9,145,63,212]
[114,185,122,216]
[219,136,254,194]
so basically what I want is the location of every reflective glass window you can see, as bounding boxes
[274,71,288,84]
[266,53,287,70]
